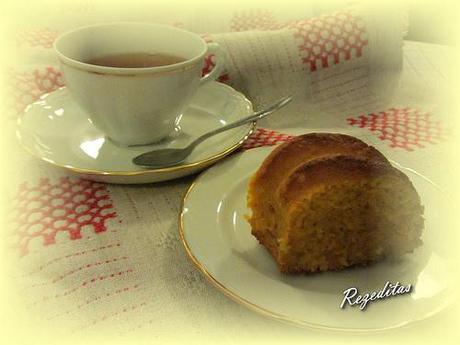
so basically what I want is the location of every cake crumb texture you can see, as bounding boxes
[247,133,424,273]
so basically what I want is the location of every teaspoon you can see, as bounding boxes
[132,96,292,168]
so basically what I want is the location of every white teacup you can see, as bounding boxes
[54,22,224,146]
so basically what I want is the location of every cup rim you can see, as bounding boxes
[53,22,207,75]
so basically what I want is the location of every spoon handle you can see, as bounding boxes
[188,96,292,149]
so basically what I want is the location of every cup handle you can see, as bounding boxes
[200,42,225,85]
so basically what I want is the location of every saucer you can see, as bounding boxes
[17,82,254,184]
[180,146,455,331]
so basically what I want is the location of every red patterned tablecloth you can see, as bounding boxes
[3,2,457,344]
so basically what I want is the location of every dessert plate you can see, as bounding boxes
[180,146,456,331]
[17,82,254,184]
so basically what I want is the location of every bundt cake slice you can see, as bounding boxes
[246,133,424,273]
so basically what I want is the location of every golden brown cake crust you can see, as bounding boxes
[279,155,407,203]
[247,132,424,274]
[253,133,389,183]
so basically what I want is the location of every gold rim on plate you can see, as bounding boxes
[178,151,452,333]
[17,84,255,177]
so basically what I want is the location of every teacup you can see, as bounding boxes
[54,22,224,146]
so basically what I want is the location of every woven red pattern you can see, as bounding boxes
[16,28,59,48]
[8,67,64,116]
[230,9,278,31]
[229,10,367,72]
[289,12,368,72]
[242,128,295,150]
[11,177,117,256]
[347,108,446,151]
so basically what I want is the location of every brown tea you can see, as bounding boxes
[85,52,186,68]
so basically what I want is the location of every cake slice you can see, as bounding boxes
[246,133,424,273]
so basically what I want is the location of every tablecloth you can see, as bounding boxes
[2,1,459,344]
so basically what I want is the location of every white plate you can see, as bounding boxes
[17,82,254,184]
[180,146,455,331]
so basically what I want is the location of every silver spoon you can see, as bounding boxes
[132,96,292,168]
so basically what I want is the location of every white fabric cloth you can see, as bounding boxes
[2,1,458,344]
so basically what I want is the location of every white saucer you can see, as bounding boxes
[180,146,455,331]
[17,82,254,184]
